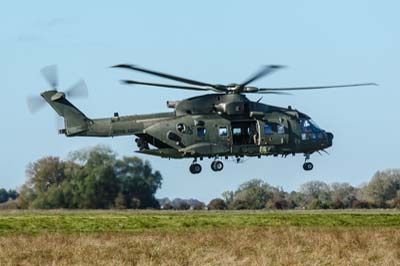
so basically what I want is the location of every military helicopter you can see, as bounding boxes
[28,64,376,174]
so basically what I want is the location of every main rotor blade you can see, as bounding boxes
[240,65,285,87]
[121,80,216,91]
[112,64,222,90]
[27,95,46,113]
[259,83,378,92]
[65,79,88,98]
[41,65,58,89]
[251,91,292,95]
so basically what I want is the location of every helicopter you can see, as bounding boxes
[28,64,376,174]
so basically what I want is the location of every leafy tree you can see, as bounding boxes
[26,156,67,194]
[207,198,227,210]
[287,191,306,209]
[60,180,79,208]
[221,191,234,206]
[330,182,357,208]
[162,201,173,210]
[230,179,273,209]
[0,189,18,203]
[17,145,162,209]
[21,156,74,208]
[68,145,118,209]
[265,186,293,210]
[68,145,116,166]
[225,179,293,210]
[351,200,372,209]
[192,201,205,210]
[365,169,400,207]
[307,199,329,210]
[300,181,331,204]
[266,198,290,210]
[172,198,190,210]
[0,188,8,203]
[71,146,161,209]
[330,199,345,209]
[115,157,162,208]
[177,202,190,210]
[114,192,127,209]
[46,185,65,208]
[16,184,36,209]
[230,198,252,210]
[80,163,119,209]
[7,189,18,200]
[130,197,141,209]
[391,197,400,209]
[30,197,51,209]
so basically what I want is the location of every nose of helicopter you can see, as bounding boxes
[327,132,334,141]
[326,132,334,147]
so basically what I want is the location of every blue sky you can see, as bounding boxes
[1,1,399,202]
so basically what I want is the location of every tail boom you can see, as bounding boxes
[41,90,173,138]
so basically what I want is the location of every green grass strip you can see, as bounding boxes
[0,210,399,235]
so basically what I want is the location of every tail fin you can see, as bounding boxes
[41,90,90,136]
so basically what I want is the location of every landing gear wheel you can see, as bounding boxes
[303,162,314,171]
[211,160,224,172]
[189,163,202,174]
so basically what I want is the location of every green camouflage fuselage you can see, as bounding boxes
[42,91,333,159]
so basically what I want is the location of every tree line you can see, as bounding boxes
[0,146,399,210]
[214,171,400,210]
[156,170,400,210]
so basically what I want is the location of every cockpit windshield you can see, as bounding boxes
[300,119,322,133]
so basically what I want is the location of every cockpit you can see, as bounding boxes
[300,119,322,132]
[299,119,325,141]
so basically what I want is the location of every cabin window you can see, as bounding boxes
[176,123,186,133]
[264,124,273,135]
[233,128,241,136]
[277,125,285,134]
[219,127,228,137]
[197,127,206,137]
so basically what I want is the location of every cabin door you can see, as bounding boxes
[230,121,259,155]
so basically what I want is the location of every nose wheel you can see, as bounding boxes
[303,154,314,171]
[303,162,314,171]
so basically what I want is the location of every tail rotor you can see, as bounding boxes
[27,65,89,114]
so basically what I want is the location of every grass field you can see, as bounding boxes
[1,210,400,265]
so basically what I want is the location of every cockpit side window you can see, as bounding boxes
[300,119,324,141]
[277,125,285,134]
[300,119,321,133]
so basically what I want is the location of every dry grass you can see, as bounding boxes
[1,227,400,266]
